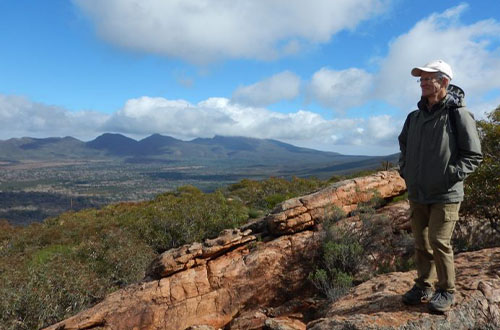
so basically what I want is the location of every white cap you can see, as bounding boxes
[411,59,453,80]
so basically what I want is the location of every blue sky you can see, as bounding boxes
[1,0,500,155]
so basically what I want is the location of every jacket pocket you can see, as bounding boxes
[426,170,449,195]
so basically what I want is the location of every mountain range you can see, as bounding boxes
[0,133,398,175]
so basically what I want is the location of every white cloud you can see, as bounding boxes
[0,95,108,140]
[364,115,400,145]
[232,71,300,106]
[301,4,500,117]
[374,4,500,111]
[73,0,389,63]
[102,95,400,154]
[0,93,400,155]
[307,67,374,112]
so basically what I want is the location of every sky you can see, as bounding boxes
[1,1,500,155]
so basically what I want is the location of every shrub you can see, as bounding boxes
[309,196,416,301]
[354,200,414,275]
[131,186,249,253]
[0,227,154,329]
[225,176,326,214]
[308,207,362,301]
[308,268,353,302]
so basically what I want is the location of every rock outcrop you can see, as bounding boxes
[266,170,406,235]
[143,171,406,282]
[308,247,500,329]
[44,171,500,330]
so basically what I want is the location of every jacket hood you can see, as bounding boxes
[446,84,466,108]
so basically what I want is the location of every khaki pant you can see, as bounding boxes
[409,201,460,293]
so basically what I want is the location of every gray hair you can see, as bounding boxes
[436,72,451,81]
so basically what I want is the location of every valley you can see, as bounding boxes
[0,134,398,225]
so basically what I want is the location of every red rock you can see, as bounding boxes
[264,317,306,330]
[266,171,406,235]
[45,231,320,330]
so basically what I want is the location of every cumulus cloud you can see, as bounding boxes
[0,94,108,140]
[307,67,374,112]
[73,0,389,63]
[374,4,500,111]
[0,93,400,155]
[232,71,300,106]
[101,95,400,154]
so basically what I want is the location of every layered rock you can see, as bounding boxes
[267,170,406,235]
[145,228,257,279]
[45,230,319,330]
[144,171,406,282]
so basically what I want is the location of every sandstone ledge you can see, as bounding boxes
[266,170,406,235]
[46,230,320,330]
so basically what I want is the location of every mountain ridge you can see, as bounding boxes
[1,133,396,168]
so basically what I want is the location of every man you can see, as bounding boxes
[398,60,482,312]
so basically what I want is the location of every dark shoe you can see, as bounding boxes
[402,285,433,305]
[428,290,454,312]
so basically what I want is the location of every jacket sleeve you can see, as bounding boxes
[398,113,412,179]
[448,108,483,182]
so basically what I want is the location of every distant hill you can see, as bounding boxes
[86,133,140,156]
[0,136,104,161]
[0,133,399,173]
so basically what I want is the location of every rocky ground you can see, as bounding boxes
[44,171,500,330]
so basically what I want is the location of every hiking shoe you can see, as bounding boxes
[402,285,433,305]
[428,290,454,312]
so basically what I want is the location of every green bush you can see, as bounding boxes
[308,268,353,302]
[225,176,326,213]
[461,106,500,243]
[309,196,416,301]
[131,186,249,253]
[308,207,362,301]
[0,226,154,329]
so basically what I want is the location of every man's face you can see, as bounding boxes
[419,71,444,98]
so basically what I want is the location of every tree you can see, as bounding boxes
[462,106,500,233]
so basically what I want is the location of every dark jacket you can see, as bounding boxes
[398,85,483,204]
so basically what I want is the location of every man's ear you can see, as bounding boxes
[442,76,450,89]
